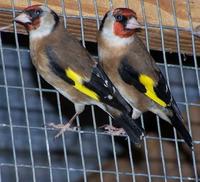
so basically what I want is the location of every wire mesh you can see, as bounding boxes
[0,0,199,182]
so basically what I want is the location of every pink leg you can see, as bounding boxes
[100,124,126,136]
[48,112,79,138]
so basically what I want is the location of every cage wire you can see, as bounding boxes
[0,0,199,182]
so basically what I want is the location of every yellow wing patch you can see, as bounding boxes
[139,74,167,107]
[65,68,99,101]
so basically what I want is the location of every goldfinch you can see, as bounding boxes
[14,5,144,144]
[97,8,192,148]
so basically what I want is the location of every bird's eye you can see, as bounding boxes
[35,10,41,16]
[115,15,123,22]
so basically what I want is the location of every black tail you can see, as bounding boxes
[169,104,193,148]
[114,114,144,144]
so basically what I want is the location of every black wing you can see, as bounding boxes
[46,46,132,115]
[118,58,192,148]
[118,58,171,107]
[84,63,132,114]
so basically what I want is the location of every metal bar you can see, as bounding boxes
[93,0,100,30]
[139,10,171,181]
[26,0,31,6]
[75,115,87,182]
[141,115,152,182]
[91,106,104,182]
[60,0,67,29]
[77,0,85,47]
[56,92,70,182]
[108,0,113,10]
[185,0,200,95]
[0,85,59,93]
[0,47,199,71]
[1,162,199,181]
[156,1,183,181]
[44,0,48,7]
[140,0,150,51]
[58,2,70,181]
[76,1,87,181]
[156,116,167,182]
[0,122,199,144]
[127,138,136,182]
[30,1,53,172]
[0,84,200,103]
[0,32,19,182]
[0,4,198,35]
[36,72,54,182]
[0,8,196,33]
[108,116,120,182]
[178,0,200,180]
[124,0,129,8]
[140,1,153,181]
[9,1,37,181]
[0,166,2,182]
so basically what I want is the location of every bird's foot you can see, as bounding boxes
[48,112,80,138]
[100,125,126,136]
[48,122,78,138]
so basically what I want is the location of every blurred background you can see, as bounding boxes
[0,0,200,182]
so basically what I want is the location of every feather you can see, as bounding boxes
[114,113,144,144]
[46,45,132,115]
[118,58,168,107]
[169,103,193,148]
[117,51,192,148]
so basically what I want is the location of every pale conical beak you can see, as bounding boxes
[14,13,32,24]
[126,17,141,30]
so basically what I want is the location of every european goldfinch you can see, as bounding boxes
[97,8,192,148]
[14,5,144,144]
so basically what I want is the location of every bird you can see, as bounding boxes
[97,8,193,148]
[14,5,144,144]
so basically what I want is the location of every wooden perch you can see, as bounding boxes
[0,0,200,55]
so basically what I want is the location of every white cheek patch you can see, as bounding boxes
[102,27,135,47]
[29,16,54,40]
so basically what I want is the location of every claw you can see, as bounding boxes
[48,112,80,138]
[54,123,72,138]
[48,123,65,129]
[100,124,126,136]
[49,122,78,138]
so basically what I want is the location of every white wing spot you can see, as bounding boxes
[112,87,116,93]
[108,95,113,100]
[96,73,100,78]
[104,80,109,87]
[165,85,168,92]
